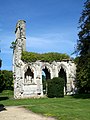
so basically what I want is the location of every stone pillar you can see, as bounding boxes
[13,20,26,98]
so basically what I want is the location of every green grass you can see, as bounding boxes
[0,90,90,120]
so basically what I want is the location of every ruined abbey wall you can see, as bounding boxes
[13,20,76,99]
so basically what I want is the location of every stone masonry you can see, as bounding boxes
[13,20,76,99]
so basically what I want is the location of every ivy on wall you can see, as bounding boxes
[21,51,70,62]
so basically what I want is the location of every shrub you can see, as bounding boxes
[1,70,13,90]
[47,77,64,98]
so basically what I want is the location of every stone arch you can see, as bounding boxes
[58,63,69,94]
[23,64,36,84]
[58,63,69,77]
[41,63,52,80]
[41,63,52,94]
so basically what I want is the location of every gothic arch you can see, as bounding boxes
[41,63,52,72]
[41,63,52,79]
[23,63,36,73]
[23,64,36,84]
[58,63,68,73]
[58,63,69,94]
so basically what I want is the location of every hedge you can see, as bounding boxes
[47,77,64,98]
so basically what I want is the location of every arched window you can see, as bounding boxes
[42,66,51,80]
[24,67,34,84]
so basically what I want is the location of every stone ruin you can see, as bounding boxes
[13,20,76,99]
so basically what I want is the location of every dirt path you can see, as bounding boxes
[0,106,56,120]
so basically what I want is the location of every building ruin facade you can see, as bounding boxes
[13,20,76,99]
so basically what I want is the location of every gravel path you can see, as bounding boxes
[0,106,56,120]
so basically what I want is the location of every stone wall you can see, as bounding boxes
[13,20,76,99]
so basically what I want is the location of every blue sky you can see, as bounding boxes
[0,0,85,70]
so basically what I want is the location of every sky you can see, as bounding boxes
[0,0,85,70]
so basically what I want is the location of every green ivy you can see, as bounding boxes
[21,51,70,62]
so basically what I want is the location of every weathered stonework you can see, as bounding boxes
[13,20,76,99]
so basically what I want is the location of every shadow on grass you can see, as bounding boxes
[0,104,6,112]
[71,94,90,99]
[0,97,9,101]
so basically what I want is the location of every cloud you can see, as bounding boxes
[26,32,76,54]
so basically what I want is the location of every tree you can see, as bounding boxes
[1,70,13,90]
[76,0,90,93]
[0,73,5,93]
[10,41,16,50]
[0,48,5,93]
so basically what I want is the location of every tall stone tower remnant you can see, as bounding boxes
[13,20,26,98]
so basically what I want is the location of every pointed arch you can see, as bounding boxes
[41,63,52,80]
[23,64,36,84]
[58,63,69,94]
[57,63,68,73]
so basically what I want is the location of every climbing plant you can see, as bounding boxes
[21,51,70,62]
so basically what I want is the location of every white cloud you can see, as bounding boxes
[26,32,76,54]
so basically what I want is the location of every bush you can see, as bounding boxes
[1,70,13,90]
[47,77,64,98]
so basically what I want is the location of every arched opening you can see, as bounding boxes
[24,67,34,84]
[42,66,51,94]
[58,67,67,94]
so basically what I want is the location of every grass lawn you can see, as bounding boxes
[0,90,90,120]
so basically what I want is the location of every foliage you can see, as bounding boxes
[0,73,5,93]
[73,57,79,64]
[1,70,13,90]
[47,77,64,98]
[21,51,70,62]
[0,45,4,93]
[10,41,16,49]
[76,0,90,93]
[42,75,46,94]
[0,61,1,69]
[0,90,90,120]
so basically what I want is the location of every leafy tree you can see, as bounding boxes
[0,48,5,93]
[76,0,90,93]
[10,41,16,50]
[1,70,13,90]
[0,72,5,93]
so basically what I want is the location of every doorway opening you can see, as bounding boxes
[42,66,51,94]
[58,67,67,94]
